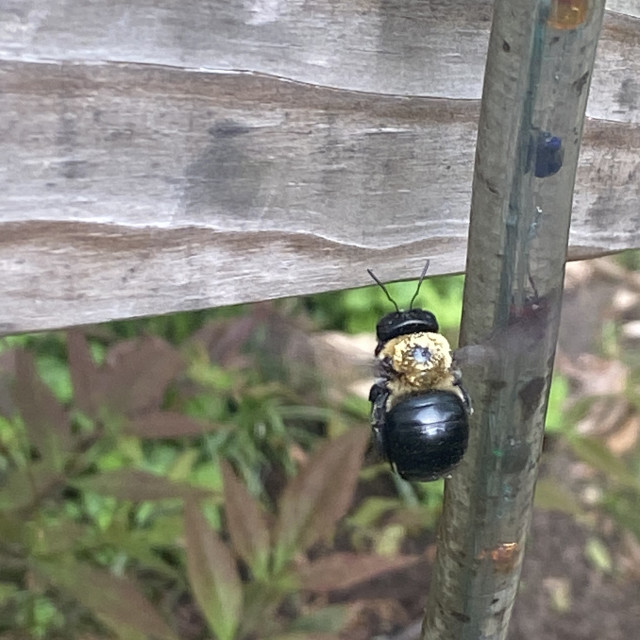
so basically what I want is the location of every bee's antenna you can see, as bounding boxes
[409,260,430,310]
[367,268,400,313]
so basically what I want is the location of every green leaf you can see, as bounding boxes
[222,462,271,578]
[284,604,349,634]
[545,577,572,613]
[273,428,369,571]
[37,354,74,404]
[544,374,570,434]
[27,519,89,556]
[168,449,200,480]
[603,492,640,539]
[266,634,341,640]
[184,499,243,640]
[33,556,178,640]
[0,582,18,605]
[347,496,402,528]
[569,435,640,489]
[585,537,613,573]
[89,517,183,579]
[0,513,24,543]
[0,461,63,510]
[533,478,585,516]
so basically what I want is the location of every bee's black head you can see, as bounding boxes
[375,308,439,354]
[368,261,438,354]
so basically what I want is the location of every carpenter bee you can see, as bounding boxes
[368,262,471,482]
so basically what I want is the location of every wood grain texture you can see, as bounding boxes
[1,1,640,332]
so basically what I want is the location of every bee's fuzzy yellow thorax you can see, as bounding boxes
[379,332,456,392]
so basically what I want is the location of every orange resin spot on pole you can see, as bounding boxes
[548,0,589,29]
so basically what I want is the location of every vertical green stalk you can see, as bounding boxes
[423,1,606,638]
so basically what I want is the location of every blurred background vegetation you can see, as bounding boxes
[0,255,639,639]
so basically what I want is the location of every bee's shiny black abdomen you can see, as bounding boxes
[382,390,469,482]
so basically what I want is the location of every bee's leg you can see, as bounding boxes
[450,368,473,415]
[458,384,473,415]
[375,355,396,380]
[369,382,390,458]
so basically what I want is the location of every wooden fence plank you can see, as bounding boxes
[1,2,640,332]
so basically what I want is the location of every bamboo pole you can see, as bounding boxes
[422,1,606,638]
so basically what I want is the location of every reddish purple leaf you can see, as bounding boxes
[222,462,271,574]
[100,337,184,415]
[125,411,222,439]
[67,331,100,415]
[184,499,243,640]
[70,469,210,501]
[274,428,369,563]
[0,350,17,418]
[34,556,178,640]
[13,350,71,459]
[190,314,261,366]
[299,552,421,592]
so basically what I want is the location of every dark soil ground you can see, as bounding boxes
[509,509,640,640]
[334,506,640,640]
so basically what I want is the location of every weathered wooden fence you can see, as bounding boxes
[2,1,640,334]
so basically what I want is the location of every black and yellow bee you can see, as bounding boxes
[368,262,471,482]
